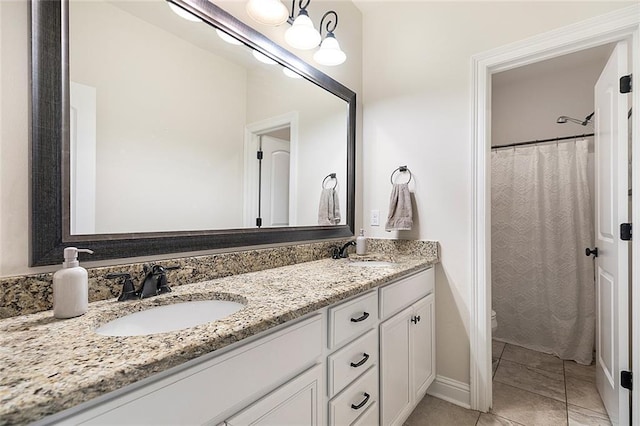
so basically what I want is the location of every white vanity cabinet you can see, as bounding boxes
[40,266,435,426]
[379,268,436,426]
[51,315,324,426]
[326,291,379,425]
[225,364,323,426]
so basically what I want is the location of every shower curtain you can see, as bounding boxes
[491,139,595,365]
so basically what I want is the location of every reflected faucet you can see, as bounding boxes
[333,241,356,259]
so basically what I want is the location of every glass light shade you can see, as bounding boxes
[285,14,321,50]
[216,29,243,45]
[282,67,302,79]
[313,34,346,66]
[246,0,288,26]
[252,50,277,65]
[168,3,202,22]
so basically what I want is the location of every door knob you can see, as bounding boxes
[585,247,598,257]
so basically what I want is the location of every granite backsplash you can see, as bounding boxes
[0,239,439,319]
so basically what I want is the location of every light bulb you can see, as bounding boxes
[313,33,346,66]
[246,0,289,26]
[167,2,202,22]
[285,13,321,50]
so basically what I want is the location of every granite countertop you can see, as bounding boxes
[0,254,435,425]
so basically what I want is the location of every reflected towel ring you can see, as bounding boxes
[322,173,338,189]
[390,166,412,184]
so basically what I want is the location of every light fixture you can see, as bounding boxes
[313,12,346,66]
[216,29,243,46]
[167,2,202,23]
[252,50,277,65]
[246,0,346,65]
[246,0,289,26]
[284,2,321,50]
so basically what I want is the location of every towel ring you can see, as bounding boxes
[390,166,412,184]
[322,173,338,189]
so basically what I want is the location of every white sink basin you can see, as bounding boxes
[96,300,245,337]
[349,261,395,267]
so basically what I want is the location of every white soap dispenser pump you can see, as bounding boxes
[356,229,367,255]
[53,247,94,319]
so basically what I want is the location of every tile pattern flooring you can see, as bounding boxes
[404,341,611,426]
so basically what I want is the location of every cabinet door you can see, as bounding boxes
[379,306,412,426]
[226,364,322,426]
[411,293,435,400]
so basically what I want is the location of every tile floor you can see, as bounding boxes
[404,341,611,426]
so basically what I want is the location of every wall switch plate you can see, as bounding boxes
[370,209,380,226]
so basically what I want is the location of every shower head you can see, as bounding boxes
[556,112,594,126]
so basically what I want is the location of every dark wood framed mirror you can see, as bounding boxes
[30,0,356,266]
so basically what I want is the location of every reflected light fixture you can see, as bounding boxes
[216,29,243,45]
[313,11,346,66]
[246,0,289,26]
[167,2,202,22]
[283,67,302,78]
[252,50,277,65]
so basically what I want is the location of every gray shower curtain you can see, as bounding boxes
[491,139,595,365]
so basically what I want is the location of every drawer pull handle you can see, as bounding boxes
[351,392,371,410]
[350,312,370,323]
[411,315,421,324]
[350,353,370,368]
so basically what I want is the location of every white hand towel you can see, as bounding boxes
[318,188,341,225]
[385,183,413,231]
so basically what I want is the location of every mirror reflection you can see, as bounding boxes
[68,0,347,235]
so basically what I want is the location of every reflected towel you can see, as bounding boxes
[385,183,413,231]
[318,188,341,225]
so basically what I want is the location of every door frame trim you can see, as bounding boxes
[243,112,299,227]
[469,4,640,414]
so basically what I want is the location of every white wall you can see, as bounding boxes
[0,1,31,276]
[218,0,364,228]
[359,0,633,388]
[0,0,362,277]
[71,1,247,233]
[246,68,347,226]
[491,46,612,146]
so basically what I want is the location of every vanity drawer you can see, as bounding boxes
[328,365,378,426]
[352,401,379,426]
[379,268,434,320]
[327,329,378,398]
[328,291,377,349]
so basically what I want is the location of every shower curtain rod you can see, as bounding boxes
[492,133,594,150]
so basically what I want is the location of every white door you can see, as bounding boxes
[594,41,630,425]
[225,365,322,426]
[380,305,412,426]
[411,294,435,399]
[261,136,290,227]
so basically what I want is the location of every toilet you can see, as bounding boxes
[491,310,498,332]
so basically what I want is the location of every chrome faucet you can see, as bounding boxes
[333,241,356,259]
[106,264,179,301]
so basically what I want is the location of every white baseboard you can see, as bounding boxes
[427,375,471,409]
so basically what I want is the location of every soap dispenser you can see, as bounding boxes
[356,229,367,255]
[53,247,94,319]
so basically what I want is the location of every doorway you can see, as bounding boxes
[243,112,299,228]
[469,5,640,422]
[489,44,616,424]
